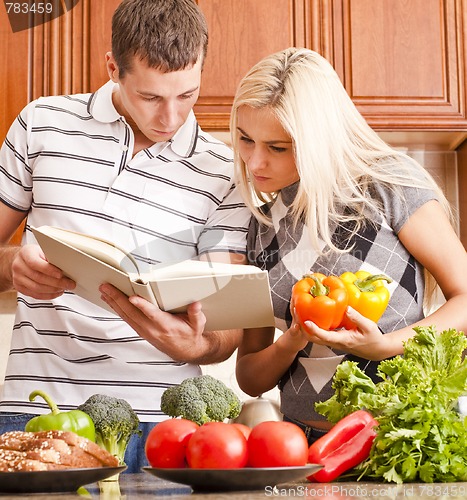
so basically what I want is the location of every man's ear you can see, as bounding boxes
[105,52,119,82]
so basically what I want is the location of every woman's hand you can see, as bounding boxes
[301,306,391,361]
[275,321,310,355]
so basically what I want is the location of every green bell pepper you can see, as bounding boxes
[25,390,96,442]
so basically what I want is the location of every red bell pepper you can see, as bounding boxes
[307,409,378,483]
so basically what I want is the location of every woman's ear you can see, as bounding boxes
[105,52,119,82]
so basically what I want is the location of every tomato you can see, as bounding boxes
[186,422,248,469]
[231,423,251,440]
[247,421,308,467]
[145,418,199,468]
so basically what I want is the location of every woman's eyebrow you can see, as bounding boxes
[237,127,291,144]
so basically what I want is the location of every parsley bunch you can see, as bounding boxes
[315,326,467,483]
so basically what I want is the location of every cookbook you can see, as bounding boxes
[31,226,275,331]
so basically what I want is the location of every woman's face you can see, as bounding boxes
[236,105,299,193]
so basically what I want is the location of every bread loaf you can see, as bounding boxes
[0,430,119,472]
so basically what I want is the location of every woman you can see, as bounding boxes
[232,47,467,443]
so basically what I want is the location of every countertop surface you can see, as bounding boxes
[1,471,467,499]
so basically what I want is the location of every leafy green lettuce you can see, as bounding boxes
[315,326,467,483]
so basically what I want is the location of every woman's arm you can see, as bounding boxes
[301,200,467,360]
[235,323,309,396]
[383,199,467,350]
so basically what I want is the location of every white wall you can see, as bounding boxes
[0,292,15,394]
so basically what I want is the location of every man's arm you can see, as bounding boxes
[99,285,243,364]
[0,203,75,297]
[0,203,27,292]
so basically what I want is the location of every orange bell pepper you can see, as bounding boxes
[292,273,348,330]
[339,271,392,329]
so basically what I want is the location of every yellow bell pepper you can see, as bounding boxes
[339,270,392,329]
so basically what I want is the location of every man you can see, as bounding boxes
[0,0,249,471]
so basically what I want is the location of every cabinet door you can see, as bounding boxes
[333,0,467,130]
[194,0,311,130]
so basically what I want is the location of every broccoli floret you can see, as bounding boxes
[160,374,242,425]
[78,394,141,465]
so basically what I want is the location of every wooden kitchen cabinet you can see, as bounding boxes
[0,6,28,142]
[1,0,466,134]
[196,0,467,132]
[83,0,317,130]
[332,0,467,132]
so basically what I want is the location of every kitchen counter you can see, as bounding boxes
[2,472,467,499]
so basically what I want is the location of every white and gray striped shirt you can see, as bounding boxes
[0,80,250,421]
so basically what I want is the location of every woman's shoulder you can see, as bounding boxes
[369,174,438,233]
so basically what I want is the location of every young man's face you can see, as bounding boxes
[106,54,202,143]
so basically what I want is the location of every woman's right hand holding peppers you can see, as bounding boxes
[291,271,395,360]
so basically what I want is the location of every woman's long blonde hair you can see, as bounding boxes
[230,47,453,307]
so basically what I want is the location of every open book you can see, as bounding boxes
[31,226,275,331]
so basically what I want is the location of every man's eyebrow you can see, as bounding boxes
[137,86,199,97]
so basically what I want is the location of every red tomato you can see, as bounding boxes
[145,418,199,468]
[231,423,251,440]
[186,422,248,469]
[247,421,308,467]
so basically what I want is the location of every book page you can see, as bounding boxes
[32,226,139,274]
[32,226,157,314]
[147,264,275,331]
[142,259,261,281]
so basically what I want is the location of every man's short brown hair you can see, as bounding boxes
[111,0,208,77]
